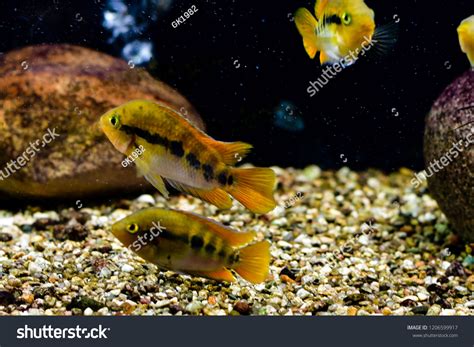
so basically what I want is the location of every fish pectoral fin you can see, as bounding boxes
[295,8,319,59]
[189,268,236,282]
[371,23,399,56]
[178,210,256,247]
[165,179,232,210]
[135,156,169,198]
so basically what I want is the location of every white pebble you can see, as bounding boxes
[84,308,94,316]
[137,194,155,205]
[296,288,311,299]
[440,309,456,316]
[121,264,134,272]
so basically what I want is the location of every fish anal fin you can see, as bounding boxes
[179,210,256,247]
[190,268,236,282]
[166,179,232,210]
[295,8,319,59]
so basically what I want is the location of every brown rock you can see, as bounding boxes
[0,44,204,199]
[424,69,473,241]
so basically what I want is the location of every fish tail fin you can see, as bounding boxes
[228,167,276,214]
[371,22,399,56]
[294,8,319,59]
[234,241,270,284]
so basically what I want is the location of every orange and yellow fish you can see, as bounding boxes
[294,0,396,65]
[111,207,270,283]
[100,100,276,214]
[458,15,474,67]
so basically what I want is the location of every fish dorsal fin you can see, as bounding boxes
[200,140,253,165]
[295,8,319,59]
[179,210,256,247]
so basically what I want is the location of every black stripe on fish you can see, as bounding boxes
[325,14,341,25]
[186,153,201,170]
[202,164,214,182]
[121,125,170,147]
[227,175,234,185]
[159,230,188,244]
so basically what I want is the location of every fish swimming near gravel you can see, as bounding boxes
[294,0,397,65]
[458,15,474,67]
[111,207,270,283]
[100,100,276,214]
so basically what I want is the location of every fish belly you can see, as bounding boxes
[150,153,215,190]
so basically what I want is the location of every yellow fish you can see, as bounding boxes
[100,100,276,214]
[111,207,270,283]
[294,0,396,65]
[458,15,474,67]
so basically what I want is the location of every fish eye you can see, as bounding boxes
[127,223,140,234]
[342,12,352,25]
[110,114,120,128]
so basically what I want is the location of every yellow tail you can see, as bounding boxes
[228,167,276,214]
[234,241,270,284]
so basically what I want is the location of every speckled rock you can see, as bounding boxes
[0,44,204,199]
[424,69,474,241]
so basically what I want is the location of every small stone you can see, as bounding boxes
[347,307,358,316]
[0,290,15,306]
[440,309,456,316]
[121,264,134,272]
[411,306,429,315]
[382,307,392,316]
[0,232,12,242]
[137,194,155,205]
[296,288,311,299]
[417,292,429,301]
[185,301,203,314]
[83,307,94,316]
[233,301,251,315]
[53,224,88,241]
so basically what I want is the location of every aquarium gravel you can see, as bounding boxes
[0,166,473,316]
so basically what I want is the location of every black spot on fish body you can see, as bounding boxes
[227,175,234,185]
[228,253,239,265]
[186,153,201,169]
[218,172,227,185]
[203,164,214,181]
[218,249,226,259]
[170,141,185,157]
[190,235,204,249]
[205,243,216,254]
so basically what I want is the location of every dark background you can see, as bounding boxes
[0,0,472,171]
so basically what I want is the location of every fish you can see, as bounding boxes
[111,207,270,283]
[99,100,276,214]
[458,15,474,67]
[294,0,397,65]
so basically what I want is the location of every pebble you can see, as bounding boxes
[136,194,155,205]
[83,308,94,316]
[440,309,456,316]
[296,288,311,299]
[121,264,134,273]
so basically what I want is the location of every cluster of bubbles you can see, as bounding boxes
[273,100,304,132]
[102,0,173,65]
